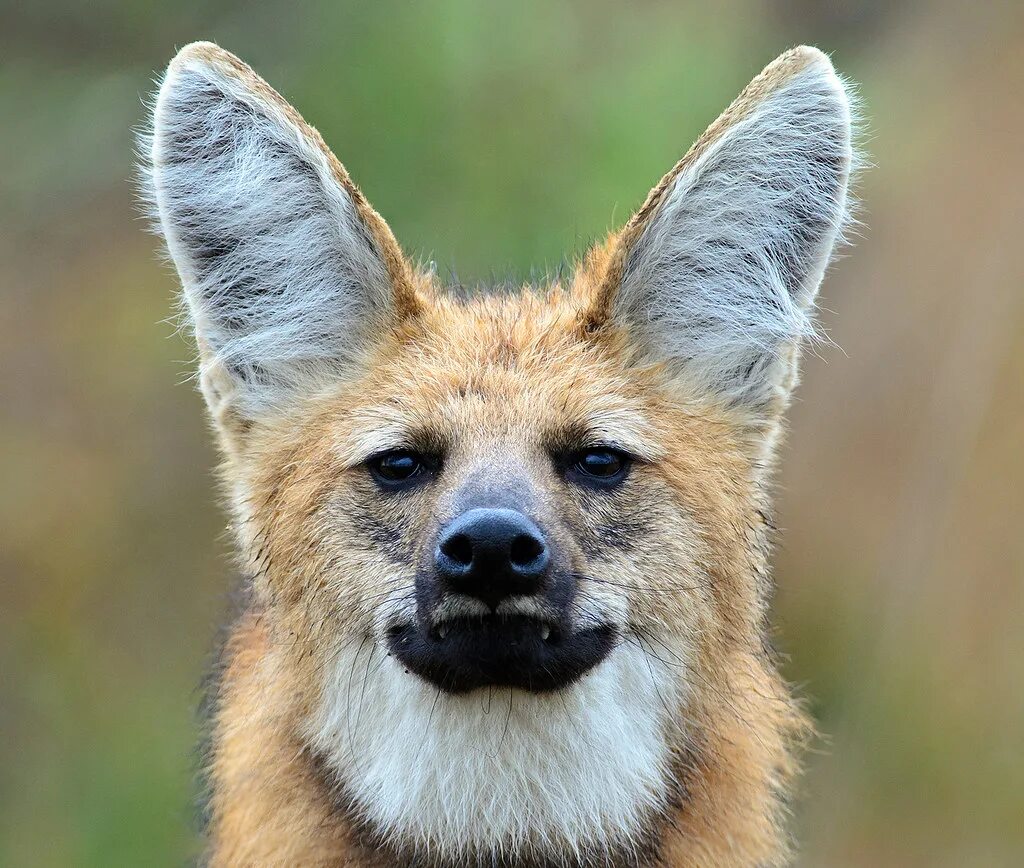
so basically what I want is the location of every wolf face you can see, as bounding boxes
[145,42,855,867]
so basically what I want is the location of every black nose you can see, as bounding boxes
[434,508,550,609]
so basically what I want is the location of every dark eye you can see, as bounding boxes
[369,450,430,487]
[567,448,631,486]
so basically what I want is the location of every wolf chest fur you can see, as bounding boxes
[143,41,857,867]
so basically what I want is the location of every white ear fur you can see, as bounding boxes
[609,46,856,412]
[142,43,404,418]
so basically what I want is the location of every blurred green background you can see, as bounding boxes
[2,1,1022,865]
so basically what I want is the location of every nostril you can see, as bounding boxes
[440,532,474,567]
[509,533,546,570]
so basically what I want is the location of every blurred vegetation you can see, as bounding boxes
[1,1,1022,865]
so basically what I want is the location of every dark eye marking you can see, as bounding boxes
[563,446,633,489]
[367,450,437,490]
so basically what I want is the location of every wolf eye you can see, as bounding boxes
[369,450,430,487]
[567,448,630,487]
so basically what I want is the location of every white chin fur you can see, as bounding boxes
[304,640,678,862]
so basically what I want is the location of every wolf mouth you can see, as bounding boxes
[387,614,616,694]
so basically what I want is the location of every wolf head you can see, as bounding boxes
[145,42,854,865]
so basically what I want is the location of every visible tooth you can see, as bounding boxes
[540,625,551,641]
[438,626,448,639]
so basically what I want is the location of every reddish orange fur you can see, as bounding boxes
[201,269,810,865]
[150,42,843,868]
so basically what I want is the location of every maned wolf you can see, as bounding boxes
[143,42,856,867]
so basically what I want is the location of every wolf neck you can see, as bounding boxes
[204,607,799,867]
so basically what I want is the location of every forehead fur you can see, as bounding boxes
[250,277,751,474]
[349,283,657,457]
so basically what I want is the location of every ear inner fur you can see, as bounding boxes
[145,42,421,432]
[164,43,419,319]
[590,46,841,323]
[584,46,853,415]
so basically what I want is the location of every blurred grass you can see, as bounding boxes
[1,1,1022,865]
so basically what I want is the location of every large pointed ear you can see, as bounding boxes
[143,42,418,435]
[588,46,855,418]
